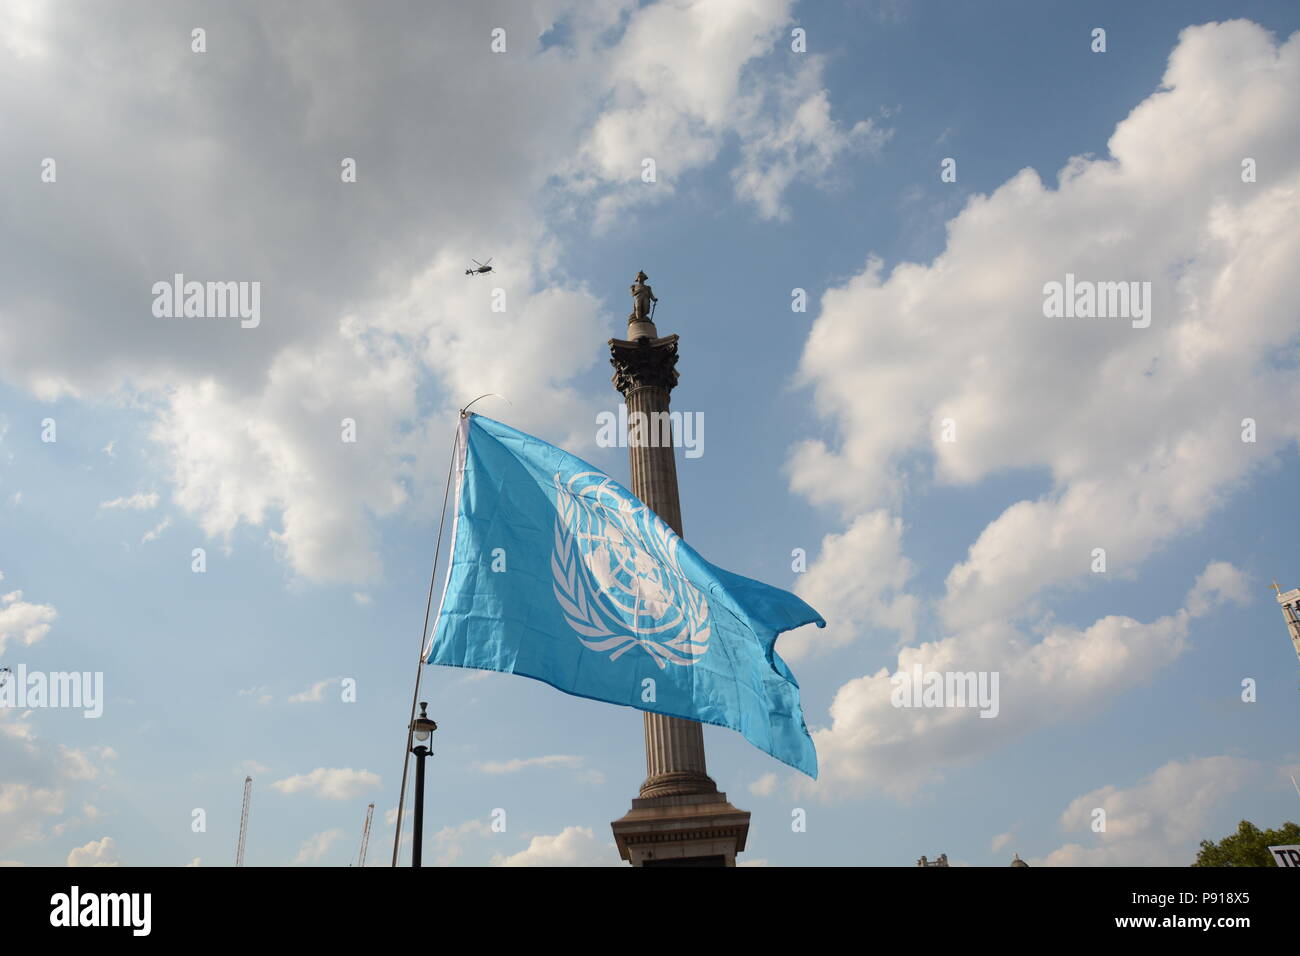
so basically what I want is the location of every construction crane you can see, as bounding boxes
[352,803,375,868]
[235,776,252,867]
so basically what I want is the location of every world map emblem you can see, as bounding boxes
[551,471,711,668]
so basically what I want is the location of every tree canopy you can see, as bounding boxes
[1192,820,1300,867]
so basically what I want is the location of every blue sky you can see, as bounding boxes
[2,0,1299,867]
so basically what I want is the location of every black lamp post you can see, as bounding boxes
[409,701,437,867]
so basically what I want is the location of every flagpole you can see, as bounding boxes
[390,423,461,867]
[390,395,505,867]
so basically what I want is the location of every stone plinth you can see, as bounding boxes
[611,792,750,866]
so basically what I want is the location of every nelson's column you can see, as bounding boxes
[608,271,751,866]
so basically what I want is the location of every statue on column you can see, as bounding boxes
[629,271,657,324]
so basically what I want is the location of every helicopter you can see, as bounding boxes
[465,258,493,276]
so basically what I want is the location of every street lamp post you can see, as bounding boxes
[409,701,437,867]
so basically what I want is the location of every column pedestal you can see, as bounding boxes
[611,792,750,866]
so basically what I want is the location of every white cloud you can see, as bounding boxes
[569,0,886,227]
[0,783,65,847]
[492,826,617,867]
[476,754,581,774]
[732,75,891,222]
[0,2,877,586]
[294,828,344,865]
[791,20,1300,632]
[271,767,380,800]
[237,685,272,705]
[1039,756,1256,866]
[288,679,336,704]
[749,772,779,797]
[803,561,1245,800]
[787,509,916,660]
[140,517,171,544]
[98,492,159,511]
[67,836,120,867]
[59,746,103,782]
[0,583,57,654]
[1184,561,1250,617]
[475,753,604,784]
[425,818,493,867]
[781,20,1300,803]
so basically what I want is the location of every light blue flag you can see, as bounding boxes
[426,413,825,777]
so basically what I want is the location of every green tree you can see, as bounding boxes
[1192,820,1300,867]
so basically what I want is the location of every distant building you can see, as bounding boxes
[1275,582,1300,664]
[915,851,1028,865]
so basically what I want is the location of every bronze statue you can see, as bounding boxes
[629,271,657,324]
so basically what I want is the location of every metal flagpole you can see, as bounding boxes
[390,425,460,866]
[390,395,505,866]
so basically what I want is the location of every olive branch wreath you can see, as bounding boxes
[551,477,710,669]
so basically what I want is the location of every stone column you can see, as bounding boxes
[613,339,715,798]
[608,298,749,865]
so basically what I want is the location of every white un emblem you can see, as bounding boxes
[552,472,711,668]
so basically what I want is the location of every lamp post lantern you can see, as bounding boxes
[409,701,437,867]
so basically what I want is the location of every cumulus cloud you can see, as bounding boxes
[792,20,1300,631]
[0,783,65,853]
[271,767,380,800]
[804,561,1245,800]
[294,828,344,865]
[784,20,1300,802]
[1184,561,1250,617]
[568,0,886,227]
[1039,756,1256,866]
[787,510,916,660]
[67,836,120,867]
[0,1,874,586]
[0,587,108,860]
[424,819,493,867]
[60,749,105,785]
[492,826,617,867]
[0,580,57,654]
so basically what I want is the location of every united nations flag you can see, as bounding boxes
[427,413,824,777]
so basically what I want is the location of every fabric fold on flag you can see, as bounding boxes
[427,413,825,777]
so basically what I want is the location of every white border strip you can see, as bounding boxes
[424,413,471,661]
